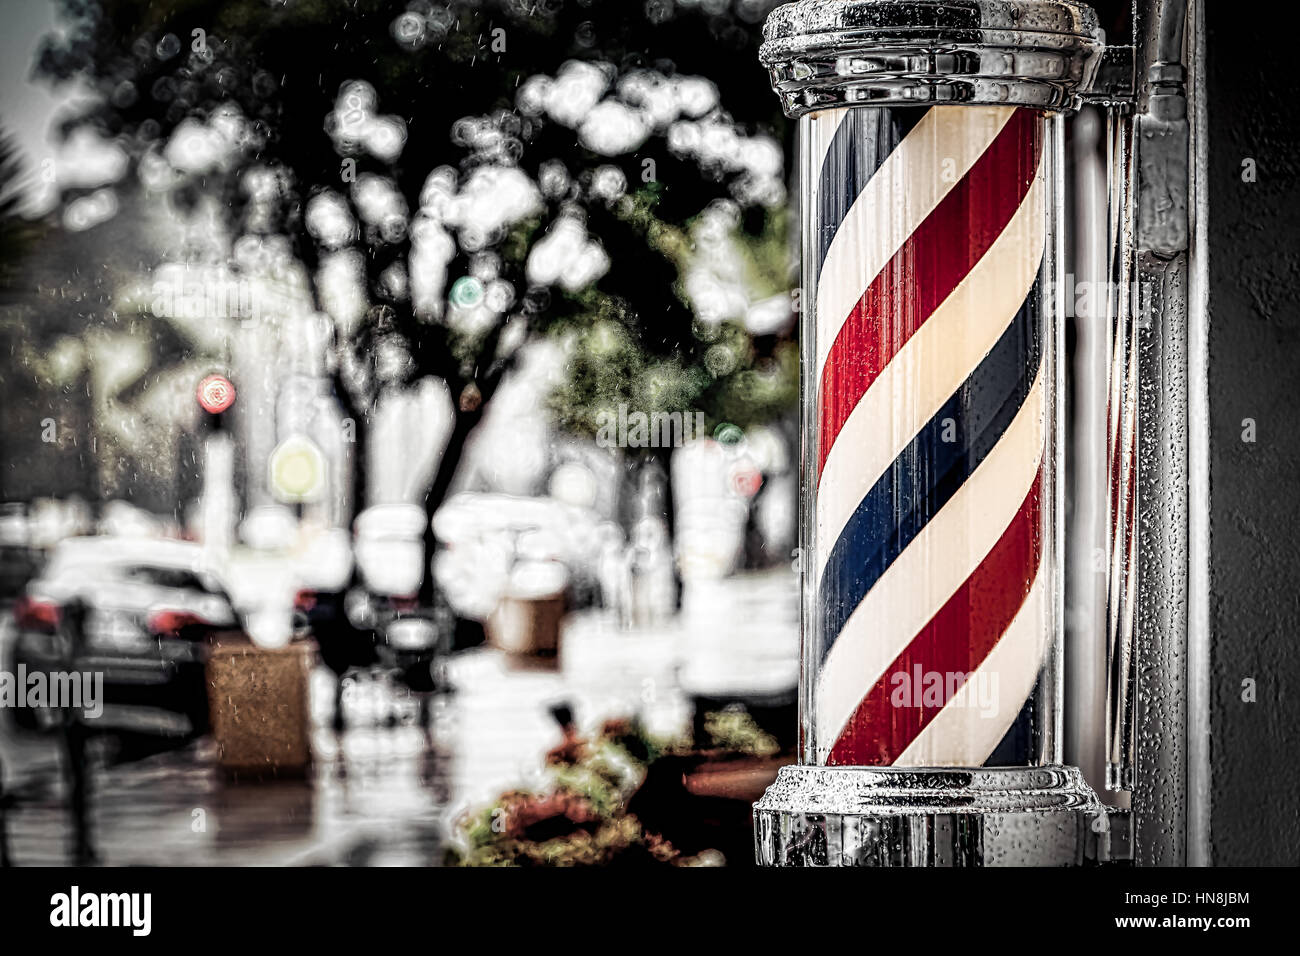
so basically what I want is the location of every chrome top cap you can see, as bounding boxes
[761,0,1104,116]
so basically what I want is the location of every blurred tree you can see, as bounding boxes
[0,124,40,292]
[35,0,796,598]
[0,121,221,511]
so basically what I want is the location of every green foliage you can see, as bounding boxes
[738,205,795,301]
[448,719,690,867]
[447,711,773,866]
[546,308,710,439]
[703,706,781,757]
[544,185,796,441]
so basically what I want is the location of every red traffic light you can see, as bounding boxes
[197,374,236,414]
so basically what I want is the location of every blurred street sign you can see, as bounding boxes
[269,434,326,503]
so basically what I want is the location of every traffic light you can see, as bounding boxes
[196,373,235,431]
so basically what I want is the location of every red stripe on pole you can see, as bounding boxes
[816,109,1042,482]
[826,467,1044,766]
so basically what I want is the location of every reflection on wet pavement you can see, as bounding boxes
[2,670,453,866]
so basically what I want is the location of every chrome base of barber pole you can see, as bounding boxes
[754,765,1108,866]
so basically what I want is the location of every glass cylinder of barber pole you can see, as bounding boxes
[800,101,1060,770]
[755,0,1108,866]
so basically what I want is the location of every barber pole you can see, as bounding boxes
[754,0,1106,866]
[809,104,1049,767]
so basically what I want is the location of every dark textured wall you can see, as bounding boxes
[1206,8,1300,865]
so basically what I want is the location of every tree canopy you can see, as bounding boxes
[31,0,798,590]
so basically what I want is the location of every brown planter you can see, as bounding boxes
[205,632,316,778]
[485,593,565,669]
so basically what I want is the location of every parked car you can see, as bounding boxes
[9,536,238,736]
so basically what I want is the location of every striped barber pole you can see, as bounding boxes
[809,104,1049,767]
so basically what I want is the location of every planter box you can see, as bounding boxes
[206,633,316,778]
[485,594,565,668]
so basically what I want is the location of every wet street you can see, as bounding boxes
[0,571,796,866]
[0,620,579,866]
[0,662,455,866]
